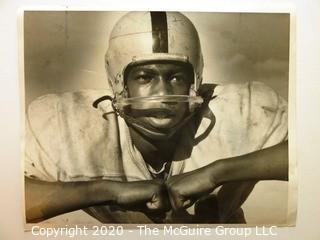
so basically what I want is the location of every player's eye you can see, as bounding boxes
[135,73,153,84]
[169,74,187,85]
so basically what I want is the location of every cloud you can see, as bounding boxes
[203,52,289,99]
[189,12,290,99]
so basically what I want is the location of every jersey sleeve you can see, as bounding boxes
[206,80,288,156]
[25,94,61,181]
[247,81,288,149]
[24,90,116,182]
[204,81,288,222]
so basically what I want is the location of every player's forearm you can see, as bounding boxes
[210,141,288,186]
[25,177,119,223]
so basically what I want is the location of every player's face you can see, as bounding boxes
[125,62,193,130]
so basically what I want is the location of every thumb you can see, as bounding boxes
[146,194,161,210]
[182,199,196,209]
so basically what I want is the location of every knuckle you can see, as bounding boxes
[166,182,174,191]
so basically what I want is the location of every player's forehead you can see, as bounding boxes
[125,61,193,75]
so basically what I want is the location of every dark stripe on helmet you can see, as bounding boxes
[150,11,168,53]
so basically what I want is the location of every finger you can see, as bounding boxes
[146,201,159,210]
[182,198,196,209]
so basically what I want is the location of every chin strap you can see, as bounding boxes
[92,95,117,112]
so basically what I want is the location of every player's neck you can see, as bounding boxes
[129,126,179,172]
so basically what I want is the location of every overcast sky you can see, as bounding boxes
[24,11,290,105]
[189,12,289,98]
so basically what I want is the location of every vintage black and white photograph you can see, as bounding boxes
[22,11,295,225]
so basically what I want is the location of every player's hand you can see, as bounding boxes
[166,166,217,211]
[115,179,170,212]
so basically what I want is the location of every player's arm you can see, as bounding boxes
[212,140,288,183]
[25,177,169,223]
[166,141,288,210]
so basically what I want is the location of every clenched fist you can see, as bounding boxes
[115,179,170,212]
[166,166,217,211]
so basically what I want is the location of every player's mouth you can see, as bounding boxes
[147,108,176,119]
[124,105,186,130]
[144,108,179,129]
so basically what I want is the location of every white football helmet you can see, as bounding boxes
[105,11,204,109]
[94,11,205,139]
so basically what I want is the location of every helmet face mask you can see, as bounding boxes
[104,11,204,139]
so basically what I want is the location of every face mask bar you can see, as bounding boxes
[114,95,203,109]
[93,94,203,140]
[93,95,203,113]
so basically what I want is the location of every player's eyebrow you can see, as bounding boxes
[130,67,158,76]
[127,63,192,80]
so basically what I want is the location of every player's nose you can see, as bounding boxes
[152,76,172,96]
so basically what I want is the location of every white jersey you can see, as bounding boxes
[25,81,287,223]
